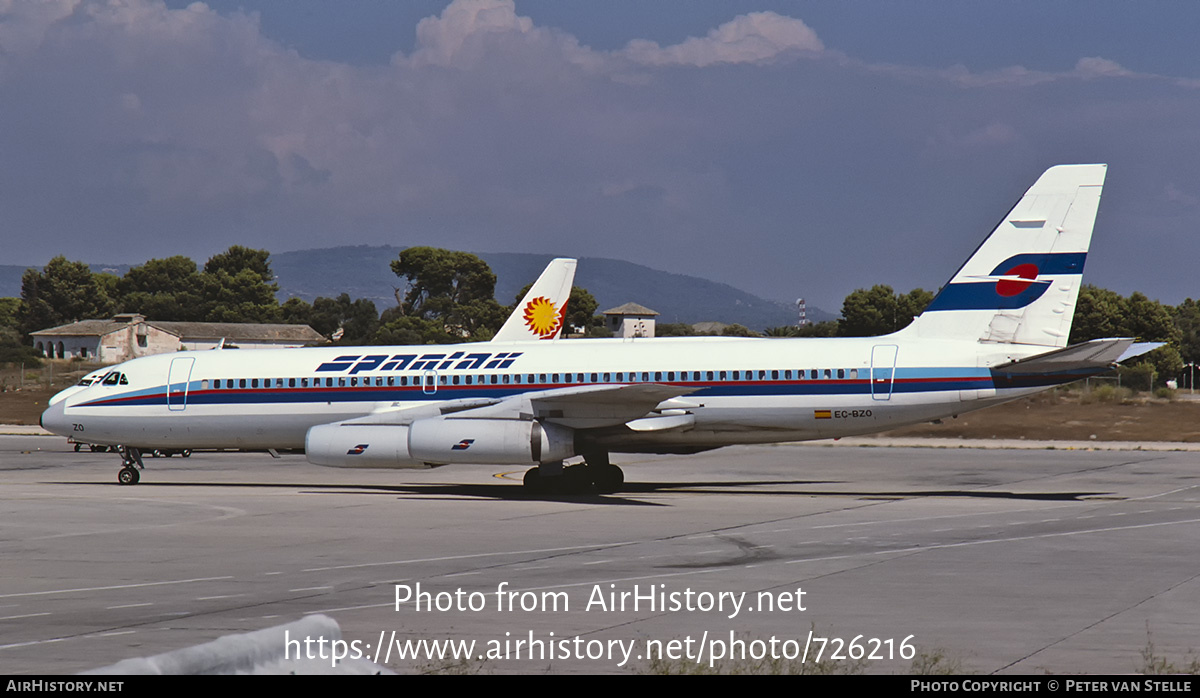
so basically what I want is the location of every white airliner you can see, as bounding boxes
[42,164,1152,493]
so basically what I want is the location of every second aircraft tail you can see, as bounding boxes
[492,258,577,342]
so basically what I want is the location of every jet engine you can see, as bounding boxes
[306,418,575,468]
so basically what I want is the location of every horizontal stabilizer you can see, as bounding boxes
[993,338,1134,375]
[1117,342,1166,363]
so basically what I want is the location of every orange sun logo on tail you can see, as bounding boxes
[523,296,562,339]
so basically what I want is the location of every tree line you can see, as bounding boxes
[0,248,1193,386]
[0,246,607,364]
[758,284,1186,387]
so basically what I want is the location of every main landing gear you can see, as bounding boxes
[117,447,143,486]
[522,452,624,495]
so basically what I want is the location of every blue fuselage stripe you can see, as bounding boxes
[76,369,1093,409]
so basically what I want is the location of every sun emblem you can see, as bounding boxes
[523,296,562,339]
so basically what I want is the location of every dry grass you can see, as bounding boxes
[882,388,1200,442]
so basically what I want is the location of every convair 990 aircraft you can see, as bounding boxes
[42,165,1150,493]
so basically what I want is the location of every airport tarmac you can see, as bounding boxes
[2,434,1199,675]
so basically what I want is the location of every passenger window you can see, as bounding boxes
[693,372,701,381]
[252,379,259,388]
[810,370,818,380]
[540,374,547,383]
[850,369,858,379]
[719,371,726,381]
[603,373,611,382]
[785,370,792,380]
[201,380,208,390]
[837,369,845,379]
[590,373,598,383]
[772,370,779,380]
[642,372,650,382]
[453,375,460,385]
[503,375,511,384]
[439,375,447,385]
[240,379,247,388]
[706,371,714,381]
[823,369,832,379]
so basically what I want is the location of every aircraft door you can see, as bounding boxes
[871,345,898,401]
[167,357,195,411]
[423,370,438,395]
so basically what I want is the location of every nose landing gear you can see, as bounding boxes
[117,447,143,486]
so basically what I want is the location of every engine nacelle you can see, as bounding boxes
[305,418,575,469]
[409,418,575,465]
[305,424,426,469]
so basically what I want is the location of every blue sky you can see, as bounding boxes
[3,1,1198,312]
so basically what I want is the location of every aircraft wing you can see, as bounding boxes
[441,383,700,429]
[991,337,1158,375]
[333,383,698,430]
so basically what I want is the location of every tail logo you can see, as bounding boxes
[994,263,1040,297]
[523,297,563,339]
[924,252,1085,312]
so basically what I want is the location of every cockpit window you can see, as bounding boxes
[102,372,120,386]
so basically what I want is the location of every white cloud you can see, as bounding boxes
[0,0,1197,308]
[1074,56,1131,78]
[622,12,823,67]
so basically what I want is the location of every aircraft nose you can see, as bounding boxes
[40,400,68,437]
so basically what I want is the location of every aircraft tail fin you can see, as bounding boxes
[906,164,1107,348]
[492,258,577,342]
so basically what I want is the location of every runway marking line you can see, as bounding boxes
[0,576,234,599]
[301,541,639,572]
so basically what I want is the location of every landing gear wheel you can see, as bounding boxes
[74,443,82,452]
[118,467,140,485]
[592,464,624,494]
[561,465,595,495]
[181,450,192,458]
[523,467,547,494]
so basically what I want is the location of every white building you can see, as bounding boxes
[602,303,659,338]
[31,314,323,362]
